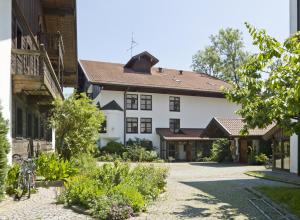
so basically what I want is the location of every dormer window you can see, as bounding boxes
[124,51,159,73]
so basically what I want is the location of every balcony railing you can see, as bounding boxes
[11,44,64,100]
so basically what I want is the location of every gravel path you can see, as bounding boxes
[0,187,92,220]
[132,163,293,220]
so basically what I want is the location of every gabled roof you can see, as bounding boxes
[203,117,276,138]
[124,51,159,68]
[156,128,207,141]
[79,59,230,96]
[101,100,123,111]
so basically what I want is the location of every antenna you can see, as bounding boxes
[126,32,138,57]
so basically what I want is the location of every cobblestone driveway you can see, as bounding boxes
[133,163,292,220]
[0,187,92,220]
[0,163,292,220]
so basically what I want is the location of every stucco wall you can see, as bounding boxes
[290,0,298,34]
[96,90,239,150]
[290,134,298,174]
[0,0,12,164]
[290,0,299,174]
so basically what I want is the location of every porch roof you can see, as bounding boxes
[202,117,276,138]
[156,128,210,141]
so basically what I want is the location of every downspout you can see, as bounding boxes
[298,132,300,176]
[124,88,128,147]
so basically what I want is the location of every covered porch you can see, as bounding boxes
[156,128,214,161]
[202,118,275,163]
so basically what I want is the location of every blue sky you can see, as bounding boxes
[77,0,289,72]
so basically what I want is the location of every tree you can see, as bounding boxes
[192,28,250,84]
[51,93,104,159]
[226,23,300,135]
[0,105,9,199]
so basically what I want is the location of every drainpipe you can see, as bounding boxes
[124,89,128,147]
[298,132,300,176]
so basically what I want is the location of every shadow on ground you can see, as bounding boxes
[172,178,286,219]
[188,162,248,168]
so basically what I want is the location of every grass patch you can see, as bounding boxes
[245,171,280,181]
[255,186,300,218]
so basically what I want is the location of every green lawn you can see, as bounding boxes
[255,186,300,218]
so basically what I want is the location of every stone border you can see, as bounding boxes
[245,187,298,220]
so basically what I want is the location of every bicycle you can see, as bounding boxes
[12,154,36,200]
[264,155,273,169]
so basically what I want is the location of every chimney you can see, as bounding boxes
[158,67,163,73]
[179,70,183,75]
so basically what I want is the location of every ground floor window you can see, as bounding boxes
[274,139,290,171]
[140,118,152,133]
[126,117,138,133]
[168,142,176,159]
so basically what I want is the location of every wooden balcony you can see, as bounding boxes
[11,45,64,101]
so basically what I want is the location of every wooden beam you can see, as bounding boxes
[43,7,75,16]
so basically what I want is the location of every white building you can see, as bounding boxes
[78,51,241,161]
[289,0,300,175]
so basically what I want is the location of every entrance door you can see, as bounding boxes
[240,140,248,163]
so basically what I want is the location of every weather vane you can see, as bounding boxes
[126,32,138,57]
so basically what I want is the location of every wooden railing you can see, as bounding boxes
[11,44,64,99]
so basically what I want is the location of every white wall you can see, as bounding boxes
[290,0,299,174]
[290,0,298,34]
[290,134,298,174]
[95,90,238,150]
[0,0,12,164]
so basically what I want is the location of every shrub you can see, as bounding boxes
[126,138,154,151]
[102,141,125,155]
[51,93,104,159]
[113,184,145,212]
[129,165,168,200]
[96,162,130,188]
[60,175,104,208]
[90,194,133,220]
[255,153,269,165]
[0,106,9,199]
[98,153,122,162]
[5,163,20,195]
[71,153,99,176]
[123,145,158,162]
[210,139,232,162]
[35,153,78,181]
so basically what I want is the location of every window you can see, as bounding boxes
[99,117,107,133]
[170,118,180,133]
[34,116,39,139]
[140,118,152,133]
[16,107,23,137]
[40,117,44,139]
[169,96,180,112]
[140,95,152,110]
[27,113,32,138]
[16,25,22,49]
[126,94,138,110]
[126,117,138,133]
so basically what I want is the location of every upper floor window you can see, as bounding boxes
[140,95,152,110]
[99,117,107,133]
[126,117,138,133]
[16,107,23,137]
[170,118,180,133]
[126,94,138,110]
[140,118,152,134]
[169,96,180,112]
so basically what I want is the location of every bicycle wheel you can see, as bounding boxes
[26,173,31,199]
[15,173,25,200]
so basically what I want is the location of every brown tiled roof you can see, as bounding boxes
[79,60,230,93]
[213,118,276,136]
[156,128,209,141]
